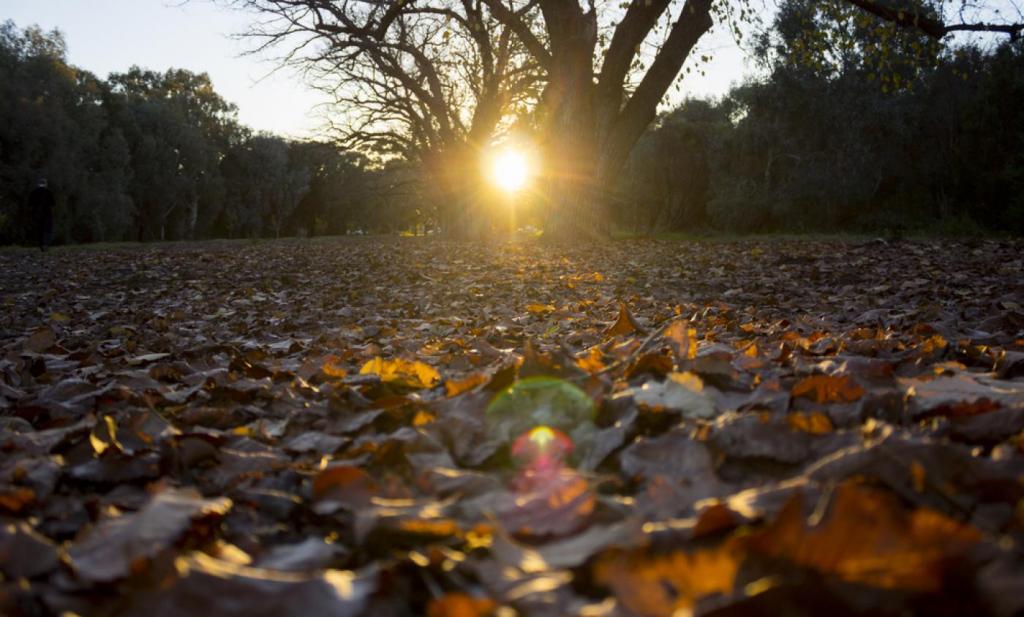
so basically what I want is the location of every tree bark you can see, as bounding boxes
[538,0,713,242]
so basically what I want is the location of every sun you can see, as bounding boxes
[491,148,530,193]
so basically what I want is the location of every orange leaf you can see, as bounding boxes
[0,487,35,513]
[398,518,462,538]
[445,372,488,397]
[412,409,436,426]
[786,411,834,434]
[322,355,348,378]
[791,374,864,403]
[605,303,644,338]
[748,481,981,592]
[427,593,496,617]
[664,320,697,361]
[575,347,606,374]
[594,538,744,616]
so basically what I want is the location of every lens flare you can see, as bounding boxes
[491,149,530,192]
[511,425,574,469]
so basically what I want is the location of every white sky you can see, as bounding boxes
[2,0,754,137]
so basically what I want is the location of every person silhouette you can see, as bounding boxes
[29,178,55,251]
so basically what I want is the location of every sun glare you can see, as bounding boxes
[491,149,530,193]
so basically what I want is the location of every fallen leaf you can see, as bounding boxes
[748,481,982,591]
[360,357,441,389]
[605,303,644,337]
[23,326,56,353]
[526,303,556,315]
[69,488,232,583]
[594,538,744,616]
[427,593,496,617]
[791,374,865,404]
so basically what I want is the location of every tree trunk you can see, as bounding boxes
[539,0,713,242]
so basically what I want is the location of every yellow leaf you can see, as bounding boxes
[412,409,436,426]
[360,357,441,389]
[89,415,122,456]
[526,303,556,315]
[668,370,704,392]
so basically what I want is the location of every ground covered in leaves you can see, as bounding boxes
[2,236,1024,617]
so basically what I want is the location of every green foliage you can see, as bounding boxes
[624,3,1024,235]
[0,20,383,246]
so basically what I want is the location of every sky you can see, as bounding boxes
[2,0,753,138]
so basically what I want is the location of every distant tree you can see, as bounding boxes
[289,141,370,236]
[0,21,80,243]
[107,68,238,240]
[625,99,728,232]
[224,0,542,235]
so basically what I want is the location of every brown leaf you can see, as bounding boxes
[0,487,35,513]
[664,320,697,362]
[0,522,60,578]
[23,326,56,353]
[312,465,376,509]
[119,552,374,617]
[605,302,644,337]
[69,488,232,583]
[748,481,981,591]
[791,374,865,403]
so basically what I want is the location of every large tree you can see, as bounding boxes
[225,0,1024,240]
[226,0,543,234]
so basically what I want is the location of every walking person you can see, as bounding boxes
[29,178,55,251]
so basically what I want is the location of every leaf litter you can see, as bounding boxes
[0,237,1023,616]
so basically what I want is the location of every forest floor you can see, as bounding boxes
[2,236,1024,616]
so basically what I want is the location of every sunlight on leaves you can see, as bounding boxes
[786,411,834,434]
[360,357,441,389]
[605,303,644,338]
[594,539,744,616]
[749,481,981,592]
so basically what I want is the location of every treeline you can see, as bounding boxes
[5,8,1024,243]
[0,21,422,246]
[623,2,1024,235]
